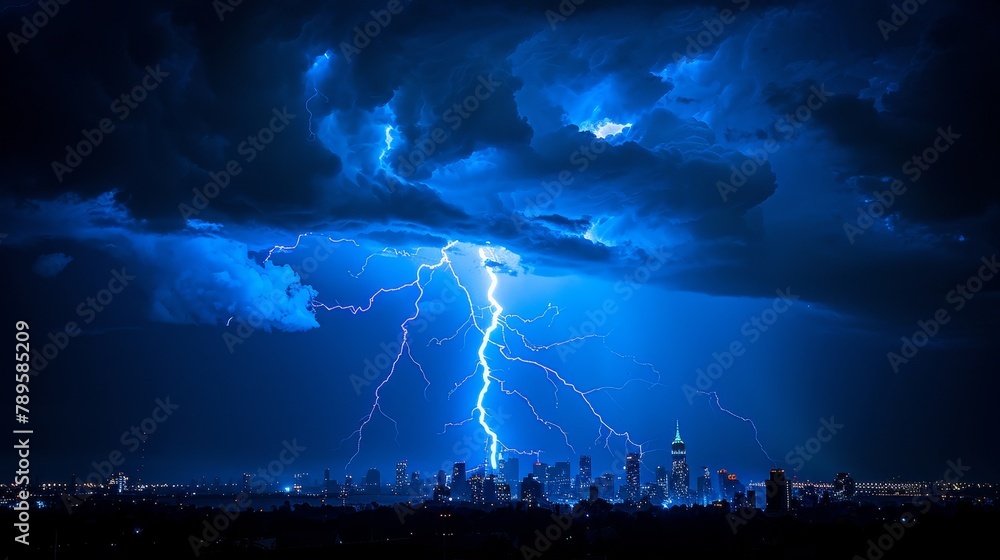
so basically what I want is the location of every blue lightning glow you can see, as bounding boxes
[697,390,777,465]
[303,238,660,469]
[476,246,502,470]
[581,117,633,139]
[248,233,769,476]
[378,125,395,170]
[305,51,332,142]
[305,87,328,142]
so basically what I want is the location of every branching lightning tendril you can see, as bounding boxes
[697,390,777,465]
[247,234,771,474]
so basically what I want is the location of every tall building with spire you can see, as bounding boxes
[669,421,690,503]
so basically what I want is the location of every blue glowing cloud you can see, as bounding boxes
[146,236,320,332]
[32,252,73,278]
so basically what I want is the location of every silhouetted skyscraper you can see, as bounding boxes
[503,457,519,497]
[452,461,468,500]
[656,465,668,488]
[533,462,548,497]
[834,472,856,499]
[577,455,593,498]
[697,466,713,504]
[483,474,499,505]
[579,455,592,485]
[533,461,547,479]
[765,468,791,515]
[521,474,542,506]
[293,472,307,493]
[109,472,128,494]
[625,452,641,502]
[597,473,615,500]
[365,468,380,493]
[395,460,408,493]
[554,461,571,498]
[497,480,511,505]
[469,474,485,504]
[669,421,690,502]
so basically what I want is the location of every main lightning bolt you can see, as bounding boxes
[441,244,664,471]
[251,235,735,474]
[475,246,502,470]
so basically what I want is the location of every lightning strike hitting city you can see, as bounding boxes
[1,0,998,558]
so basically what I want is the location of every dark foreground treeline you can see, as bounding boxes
[5,497,996,559]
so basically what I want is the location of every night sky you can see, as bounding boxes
[2,0,998,488]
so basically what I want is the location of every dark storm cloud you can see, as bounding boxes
[814,4,1000,226]
[2,0,780,227]
[509,0,1000,331]
[1,0,996,332]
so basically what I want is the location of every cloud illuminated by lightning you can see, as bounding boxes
[304,51,332,142]
[237,233,775,477]
[252,235,665,472]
